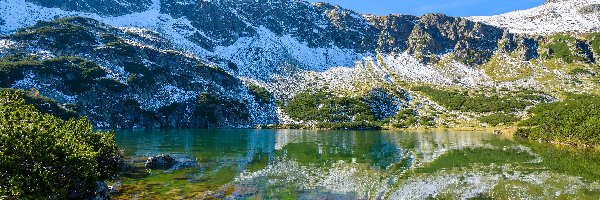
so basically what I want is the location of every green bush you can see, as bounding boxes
[248,84,271,104]
[517,94,600,146]
[195,92,250,125]
[391,109,435,128]
[315,121,382,130]
[590,33,600,56]
[12,17,97,50]
[0,55,107,93]
[227,62,238,71]
[412,86,533,113]
[478,113,520,126]
[542,34,587,63]
[0,90,123,199]
[284,91,376,123]
[105,41,137,58]
[98,78,126,92]
[0,88,79,120]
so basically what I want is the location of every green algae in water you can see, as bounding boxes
[112,129,600,199]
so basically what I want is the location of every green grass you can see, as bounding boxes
[480,55,533,82]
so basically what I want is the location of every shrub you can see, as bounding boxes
[591,33,600,56]
[0,90,123,199]
[0,55,107,94]
[227,61,238,71]
[315,121,382,130]
[0,88,79,120]
[284,91,376,123]
[412,86,533,113]
[12,17,97,50]
[106,41,138,57]
[195,92,250,125]
[517,94,600,146]
[542,34,587,63]
[478,113,520,126]
[248,84,271,104]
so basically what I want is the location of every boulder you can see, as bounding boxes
[145,154,177,170]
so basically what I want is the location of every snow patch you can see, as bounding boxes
[469,0,600,34]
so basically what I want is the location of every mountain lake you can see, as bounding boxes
[111,129,600,199]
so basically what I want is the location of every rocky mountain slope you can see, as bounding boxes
[0,0,599,129]
[0,17,277,128]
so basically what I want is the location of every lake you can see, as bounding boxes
[112,129,600,199]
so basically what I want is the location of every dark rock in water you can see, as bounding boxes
[92,181,110,200]
[145,154,177,170]
[172,157,197,170]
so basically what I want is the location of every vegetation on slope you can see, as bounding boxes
[195,92,250,126]
[517,94,600,147]
[248,84,271,104]
[0,90,123,199]
[412,86,535,113]
[0,88,78,120]
[11,17,99,50]
[591,33,600,56]
[478,113,520,126]
[283,90,435,129]
[0,54,107,93]
[542,34,589,63]
[285,91,376,123]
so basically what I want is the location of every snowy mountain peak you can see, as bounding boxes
[469,0,600,34]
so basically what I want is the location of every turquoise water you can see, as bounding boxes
[113,129,600,199]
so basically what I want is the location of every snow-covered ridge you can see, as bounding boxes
[469,0,600,34]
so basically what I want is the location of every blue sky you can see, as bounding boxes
[308,0,545,17]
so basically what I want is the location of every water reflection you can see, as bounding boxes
[114,129,600,199]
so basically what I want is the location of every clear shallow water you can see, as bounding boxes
[113,129,600,199]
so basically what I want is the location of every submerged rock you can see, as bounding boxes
[92,181,110,200]
[145,154,177,170]
[172,157,197,170]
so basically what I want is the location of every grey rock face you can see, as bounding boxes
[498,32,540,61]
[407,14,504,65]
[145,154,177,170]
[367,14,419,53]
[11,0,536,70]
[578,4,600,14]
[167,0,508,64]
